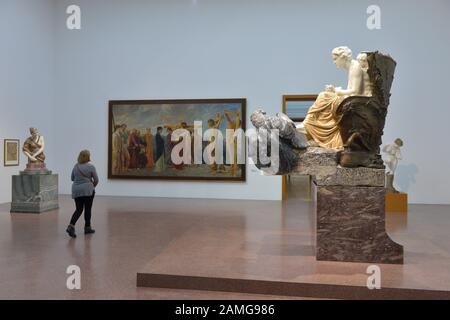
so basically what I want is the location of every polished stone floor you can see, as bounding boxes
[0,194,449,299]
[0,195,311,300]
[137,197,450,299]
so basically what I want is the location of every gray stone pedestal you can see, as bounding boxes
[11,172,59,213]
[294,148,403,264]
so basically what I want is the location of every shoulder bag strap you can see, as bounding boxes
[76,165,94,185]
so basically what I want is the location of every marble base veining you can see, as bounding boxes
[10,173,59,213]
[293,147,404,264]
[315,184,403,264]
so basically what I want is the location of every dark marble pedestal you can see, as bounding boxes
[315,184,403,264]
[10,172,59,213]
[294,148,403,264]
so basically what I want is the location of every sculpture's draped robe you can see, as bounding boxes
[303,91,344,149]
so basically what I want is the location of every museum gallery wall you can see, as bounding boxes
[0,0,56,204]
[2,0,450,203]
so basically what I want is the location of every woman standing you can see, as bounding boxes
[66,150,99,238]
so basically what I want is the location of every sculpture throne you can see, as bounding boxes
[336,51,396,168]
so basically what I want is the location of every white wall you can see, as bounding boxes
[2,0,450,204]
[53,0,285,200]
[0,0,56,204]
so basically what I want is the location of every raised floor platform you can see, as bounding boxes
[137,198,450,299]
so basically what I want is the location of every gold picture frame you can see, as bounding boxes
[4,139,20,167]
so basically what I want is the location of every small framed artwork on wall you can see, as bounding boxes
[4,139,20,167]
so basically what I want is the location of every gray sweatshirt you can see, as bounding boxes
[71,163,99,199]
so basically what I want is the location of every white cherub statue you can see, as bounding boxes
[383,138,403,175]
[382,138,404,192]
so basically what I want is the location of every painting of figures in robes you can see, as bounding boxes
[108,99,246,181]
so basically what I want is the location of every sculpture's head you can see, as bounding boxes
[357,52,369,70]
[332,46,352,69]
[250,109,266,128]
[29,127,38,137]
[395,138,404,147]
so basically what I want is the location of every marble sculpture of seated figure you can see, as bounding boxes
[296,46,372,150]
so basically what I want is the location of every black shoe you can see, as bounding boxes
[84,226,95,235]
[66,225,76,238]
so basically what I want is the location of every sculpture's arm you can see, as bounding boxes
[336,63,363,96]
[31,136,45,157]
[23,150,37,162]
[23,137,45,161]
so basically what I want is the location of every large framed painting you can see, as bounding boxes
[4,139,20,167]
[108,99,246,181]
